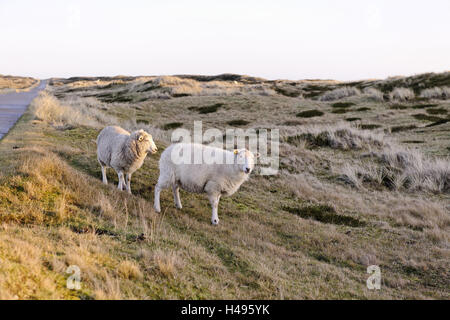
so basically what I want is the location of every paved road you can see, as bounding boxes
[0,80,47,140]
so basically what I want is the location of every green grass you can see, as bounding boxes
[296,110,324,118]
[345,117,361,122]
[286,132,330,148]
[425,119,449,127]
[274,85,302,97]
[331,102,355,108]
[162,122,184,130]
[282,120,303,126]
[411,103,438,109]
[302,84,333,98]
[374,72,450,94]
[227,119,250,126]
[390,104,408,110]
[282,204,366,227]
[412,114,443,122]
[426,108,447,115]
[94,90,134,103]
[391,125,417,133]
[189,103,224,114]
[360,124,382,130]
[331,109,349,114]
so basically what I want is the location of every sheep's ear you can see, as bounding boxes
[234,149,239,155]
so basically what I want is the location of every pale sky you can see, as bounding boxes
[1,0,449,80]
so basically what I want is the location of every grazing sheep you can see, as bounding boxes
[97,126,157,194]
[154,143,258,225]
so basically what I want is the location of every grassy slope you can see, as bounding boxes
[0,75,39,92]
[0,76,449,299]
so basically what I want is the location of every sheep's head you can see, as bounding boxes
[132,129,158,155]
[234,149,259,174]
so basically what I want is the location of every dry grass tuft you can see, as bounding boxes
[152,250,179,278]
[285,123,385,150]
[118,260,143,280]
[378,148,450,193]
[338,148,450,193]
[30,92,116,129]
[389,88,415,101]
[363,87,384,101]
[420,86,450,100]
[319,87,361,101]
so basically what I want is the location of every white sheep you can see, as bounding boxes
[153,143,258,225]
[96,126,157,194]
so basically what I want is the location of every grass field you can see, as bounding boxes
[0,73,448,299]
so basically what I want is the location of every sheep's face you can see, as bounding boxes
[133,130,158,154]
[234,149,257,174]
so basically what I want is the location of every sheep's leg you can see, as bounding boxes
[172,185,182,209]
[117,171,125,191]
[205,181,221,225]
[101,165,108,184]
[125,173,132,194]
[208,193,221,225]
[154,184,162,213]
[154,172,172,213]
[121,173,127,191]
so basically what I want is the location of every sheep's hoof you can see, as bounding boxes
[154,206,161,213]
[176,204,182,209]
[211,218,219,225]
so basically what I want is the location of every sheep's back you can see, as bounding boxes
[97,126,130,167]
[160,143,244,194]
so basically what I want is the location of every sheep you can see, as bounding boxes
[153,143,258,225]
[96,126,157,194]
